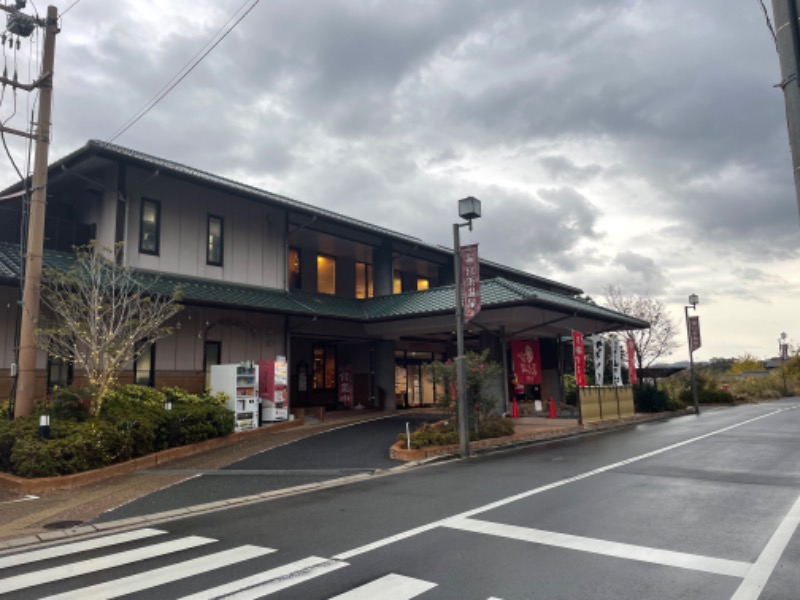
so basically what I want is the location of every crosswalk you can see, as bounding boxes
[0,527,497,599]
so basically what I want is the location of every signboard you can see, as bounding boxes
[511,339,542,385]
[338,364,354,407]
[612,337,622,387]
[688,316,702,352]
[626,337,638,385]
[593,336,605,386]
[572,331,586,387]
[461,244,481,323]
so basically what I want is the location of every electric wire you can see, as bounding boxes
[61,0,81,17]
[107,0,260,143]
[759,0,778,51]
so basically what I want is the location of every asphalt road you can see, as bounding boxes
[2,400,799,599]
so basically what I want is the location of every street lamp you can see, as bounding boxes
[684,293,700,415]
[453,196,481,459]
[779,332,789,396]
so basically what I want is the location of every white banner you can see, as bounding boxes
[593,336,605,386]
[612,336,623,386]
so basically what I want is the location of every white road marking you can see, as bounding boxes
[0,535,216,594]
[730,492,800,599]
[42,545,274,599]
[0,528,167,569]
[445,518,752,578]
[0,494,38,505]
[328,573,437,599]
[178,555,347,599]
[334,407,791,560]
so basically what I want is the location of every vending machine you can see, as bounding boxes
[257,356,289,422]
[209,362,259,431]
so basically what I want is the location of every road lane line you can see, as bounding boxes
[0,528,166,569]
[328,573,437,599]
[42,545,274,599]
[333,407,792,560]
[445,518,752,578]
[0,535,216,595]
[730,492,800,599]
[177,555,347,599]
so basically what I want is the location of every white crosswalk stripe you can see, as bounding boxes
[41,545,275,600]
[0,528,167,570]
[177,555,348,599]
[0,535,216,595]
[328,573,437,599]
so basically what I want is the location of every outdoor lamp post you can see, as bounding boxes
[684,294,700,415]
[780,332,789,396]
[453,196,481,459]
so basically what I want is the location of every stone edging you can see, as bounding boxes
[0,419,304,494]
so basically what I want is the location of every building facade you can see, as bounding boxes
[0,141,648,414]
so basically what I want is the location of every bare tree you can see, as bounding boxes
[603,284,680,370]
[37,243,182,415]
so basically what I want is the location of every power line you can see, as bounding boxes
[107,0,260,143]
[61,0,82,17]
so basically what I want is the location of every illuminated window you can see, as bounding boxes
[317,254,336,294]
[393,270,403,294]
[417,277,429,291]
[288,247,301,290]
[139,198,161,255]
[355,262,374,299]
[313,345,337,390]
[207,215,224,266]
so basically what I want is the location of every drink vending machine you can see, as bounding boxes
[258,357,289,422]
[209,362,259,431]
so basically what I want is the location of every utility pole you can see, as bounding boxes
[0,4,60,417]
[772,0,800,220]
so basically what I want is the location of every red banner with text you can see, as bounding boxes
[461,244,481,323]
[626,338,638,385]
[511,340,542,385]
[572,331,586,387]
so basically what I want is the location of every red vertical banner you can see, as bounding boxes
[511,340,542,384]
[572,331,586,387]
[461,244,481,323]
[626,338,638,385]
[338,364,353,407]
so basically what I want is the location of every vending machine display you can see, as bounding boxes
[210,362,260,431]
[258,357,289,422]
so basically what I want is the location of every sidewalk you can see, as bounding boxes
[0,409,687,548]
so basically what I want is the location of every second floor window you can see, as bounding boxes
[317,254,336,294]
[417,277,430,291]
[393,270,403,294]
[139,198,161,255]
[288,247,301,290]
[207,215,224,266]
[355,262,373,299]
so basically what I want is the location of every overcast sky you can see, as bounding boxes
[1,0,798,362]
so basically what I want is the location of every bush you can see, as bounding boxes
[40,385,93,422]
[1,384,234,477]
[634,384,673,413]
[398,417,514,449]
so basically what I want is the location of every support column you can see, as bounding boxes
[372,340,395,412]
[373,241,393,297]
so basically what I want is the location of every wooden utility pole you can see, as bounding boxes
[3,5,60,417]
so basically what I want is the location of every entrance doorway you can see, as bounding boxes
[394,351,440,408]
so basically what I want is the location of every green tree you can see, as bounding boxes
[37,243,182,415]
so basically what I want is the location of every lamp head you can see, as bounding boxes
[458,196,482,221]
[781,332,787,341]
[688,293,699,308]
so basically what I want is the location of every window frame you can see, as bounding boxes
[46,355,73,392]
[312,344,337,390]
[134,340,156,387]
[139,198,161,256]
[355,261,374,299]
[288,247,302,290]
[206,214,224,267]
[393,269,403,294]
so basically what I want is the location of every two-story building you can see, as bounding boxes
[0,140,648,414]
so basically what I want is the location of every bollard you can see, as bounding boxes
[549,396,557,419]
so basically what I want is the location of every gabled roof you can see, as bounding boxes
[0,242,647,329]
[0,140,582,296]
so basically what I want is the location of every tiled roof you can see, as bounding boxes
[0,140,582,296]
[0,243,647,328]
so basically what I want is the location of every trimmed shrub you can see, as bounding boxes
[399,417,514,449]
[634,384,674,413]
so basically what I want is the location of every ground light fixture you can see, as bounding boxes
[453,196,481,458]
[684,294,700,415]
